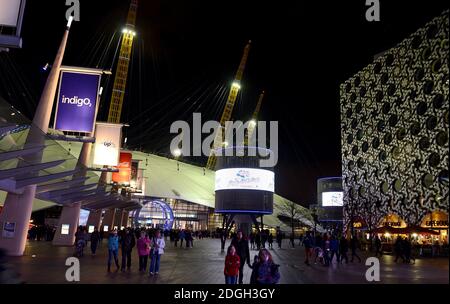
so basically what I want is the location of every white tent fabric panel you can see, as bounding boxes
[1,139,319,231]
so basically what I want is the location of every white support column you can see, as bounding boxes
[53,135,92,246]
[0,20,72,256]
[86,210,103,231]
[52,203,81,246]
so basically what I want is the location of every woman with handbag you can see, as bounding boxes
[149,230,165,276]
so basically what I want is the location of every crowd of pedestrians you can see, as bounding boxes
[60,223,435,285]
[28,224,56,241]
[72,225,210,277]
[105,227,166,275]
[301,231,363,266]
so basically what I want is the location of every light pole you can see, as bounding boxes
[172,148,182,171]
[312,207,318,236]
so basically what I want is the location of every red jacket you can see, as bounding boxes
[224,254,240,276]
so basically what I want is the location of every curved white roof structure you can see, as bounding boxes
[1,128,321,232]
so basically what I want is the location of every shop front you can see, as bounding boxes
[374,214,408,253]
[420,211,449,246]
[371,213,448,256]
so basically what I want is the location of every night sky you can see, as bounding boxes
[0,0,448,206]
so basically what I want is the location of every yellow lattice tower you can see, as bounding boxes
[206,41,251,170]
[107,0,138,123]
[243,90,265,146]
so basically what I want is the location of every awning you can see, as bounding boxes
[371,225,440,235]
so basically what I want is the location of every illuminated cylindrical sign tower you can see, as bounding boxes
[317,177,343,229]
[214,146,274,214]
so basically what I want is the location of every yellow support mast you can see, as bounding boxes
[206,40,251,170]
[243,90,265,146]
[107,0,138,123]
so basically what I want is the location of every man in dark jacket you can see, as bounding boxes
[231,231,252,284]
[90,227,100,255]
[276,230,283,249]
[120,229,136,271]
[339,236,349,264]
[350,234,362,263]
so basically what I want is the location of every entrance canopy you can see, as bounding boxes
[1,97,103,209]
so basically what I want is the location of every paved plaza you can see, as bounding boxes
[4,238,449,284]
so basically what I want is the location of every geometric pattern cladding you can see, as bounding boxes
[340,11,449,230]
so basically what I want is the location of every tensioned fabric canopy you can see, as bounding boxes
[55,140,321,232]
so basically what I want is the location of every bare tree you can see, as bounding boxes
[278,199,313,236]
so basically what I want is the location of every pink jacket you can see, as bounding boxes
[137,237,151,256]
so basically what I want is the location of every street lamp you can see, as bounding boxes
[312,207,318,235]
[172,148,182,158]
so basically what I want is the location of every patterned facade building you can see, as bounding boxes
[340,11,449,231]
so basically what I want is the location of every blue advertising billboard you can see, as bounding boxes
[54,70,101,133]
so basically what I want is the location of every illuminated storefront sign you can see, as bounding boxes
[421,211,449,228]
[379,214,407,228]
[215,168,274,192]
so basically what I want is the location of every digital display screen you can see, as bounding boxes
[322,192,343,207]
[215,168,274,192]
[88,226,95,233]
[79,209,90,226]
[103,225,109,232]
[61,224,70,235]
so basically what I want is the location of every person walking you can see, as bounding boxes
[149,230,165,275]
[394,236,405,263]
[74,227,85,257]
[303,232,313,265]
[289,233,295,248]
[248,254,260,284]
[120,229,136,271]
[403,237,412,264]
[231,231,252,284]
[329,235,340,263]
[255,231,261,250]
[174,230,180,247]
[179,230,185,248]
[299,234,304,246]
[249,249,280,284]
[323,234,331,266]
[374,235,382,257]
[83,227,90,249]
[339,235,349,264]
[90,227,100,256]
[137,231,151,272]
[261,230,267,249]
[276,230,283,249]
[250,232,255,250]
[224,245,240,284]
[268,233,274,249]
[350,234,362,263]
[107,230,120,272]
